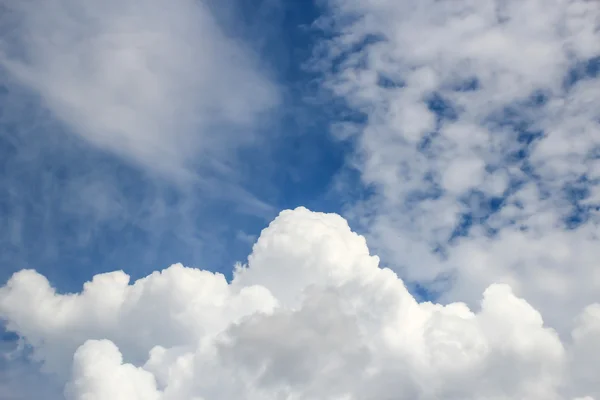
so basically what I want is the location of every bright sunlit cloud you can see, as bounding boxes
[2,208,599,400]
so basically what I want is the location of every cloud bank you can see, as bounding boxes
[0,0,279,178]
[1,208,599,399]
[316,0,600,330]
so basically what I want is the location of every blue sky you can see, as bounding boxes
[1,0,600,399]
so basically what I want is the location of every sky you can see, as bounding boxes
[0,0,599,399]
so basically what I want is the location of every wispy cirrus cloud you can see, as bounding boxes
[0,0,279,179]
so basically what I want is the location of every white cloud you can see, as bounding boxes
[316,0,600,331]
[0,0,279,178]
[1,208,599,399]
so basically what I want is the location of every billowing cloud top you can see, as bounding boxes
[1,208,598,399]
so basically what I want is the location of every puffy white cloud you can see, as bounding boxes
[0,0,279,178]
[1,208,598,399]
[315,0,600,330]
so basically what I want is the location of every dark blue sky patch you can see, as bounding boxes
[503,130,545,165]
[377,73,406,89]
[328,33,386,75]
[448,190,506,243]
[485,104,532,134]
[585,56,600,78]
[405,270,455,303]
[561,174,599,230]
[564,205,592,229]
[448,212,473,243]
[425,92,459,124]
[408,281,440,303]
[450,77,480,92]
[564,55,600,90]
[525,89,550,108]
[0,326,18,343]
[517,129,544,146]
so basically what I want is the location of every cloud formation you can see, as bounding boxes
[1,208,599,399]
[316,0,600,330]
[0,0,279,178]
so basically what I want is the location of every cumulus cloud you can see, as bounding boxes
[315,0,600,330]
[1,208,599,399]
[0,0,279,178]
